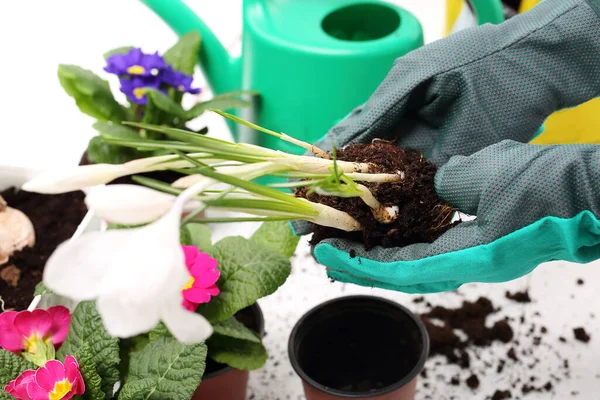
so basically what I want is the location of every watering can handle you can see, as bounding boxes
[468,0,505,25]
[141,0,240,95]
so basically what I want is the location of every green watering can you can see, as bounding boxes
[141,0,424,154]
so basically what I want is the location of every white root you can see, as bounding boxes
[309,202,362,232]
[0,195,35,264]
[355,184,398,224]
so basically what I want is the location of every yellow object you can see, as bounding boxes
[445,0,600,144]
[519,0,540,13]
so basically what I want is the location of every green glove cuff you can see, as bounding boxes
[314,211,600,293]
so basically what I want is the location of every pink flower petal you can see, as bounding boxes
[192,268,220,288]
[14,309,53,340]
[64,356,83,389]
[181,245,199,271]
[0,311,25,352]
[189,253,218,275]
[34,360,66,392]
[205,285,220,296]
[26,381,51,400]
[183,299,198,312]
[11,370,36,400]
[183,287,212,304]
[47,306,71,346]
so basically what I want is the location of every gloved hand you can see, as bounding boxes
[294,0,600,292]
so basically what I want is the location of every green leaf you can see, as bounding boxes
[146,89,187,119]
[148,322,173,342]
[163,31,201,75]
[196,237,291,322]
[22,339,55,367]
[57,301,120,399]
[186,223,212,253]
[180,225,192,246]
[87,136,140,165]
[212,318,260,343]
[33,281,53,296]
[76,342,106,400]
[207,335,267,371]
[107,223,145,230]
[0,349,35,400]
[118,338,207,400]
[103,46,135,61]
[251,221,300,258]
[58,64,127,122]
[186,98,252,119]
[92,121,140,140]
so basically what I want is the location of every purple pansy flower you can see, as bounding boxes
[105,48,166,77]
[162,66,201,95]
[119,76,164,105]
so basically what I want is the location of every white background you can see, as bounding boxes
[1,1,599,399]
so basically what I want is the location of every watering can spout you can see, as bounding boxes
[141,0,241,95]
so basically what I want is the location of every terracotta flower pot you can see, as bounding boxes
[191,303,265,400]
[288,295,429,400]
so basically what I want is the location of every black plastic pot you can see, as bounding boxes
[191,303,265,400]
[288,295,429,400]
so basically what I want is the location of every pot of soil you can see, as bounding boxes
[0,165,96,311]
[288,295,429,400]
[191,302,265,400]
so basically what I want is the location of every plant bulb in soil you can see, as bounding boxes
[295,141,456,249]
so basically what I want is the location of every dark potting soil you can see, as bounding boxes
[416,291,594,399]
[0,187,87,311]
[295,142,457,250]
[79,152,185,186]
[573,327,590,343]
[505,290,532,303]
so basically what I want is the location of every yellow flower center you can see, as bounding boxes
[133,87,146,99]
[182,276,195,291]
[127,65,146,75]
[50,378,73,400]
[23,333,40,353]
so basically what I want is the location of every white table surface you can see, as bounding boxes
[1,1,599,399]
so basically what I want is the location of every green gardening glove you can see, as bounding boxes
[293,0,600,292]
[317,140,600,293]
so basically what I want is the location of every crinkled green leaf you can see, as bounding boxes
[196,237,291,322]
[0,349,35,400]
[118,338,207,400]
[186,223,212,253]
[163,31,201,75]
[57,301,120,399]
[33,281,53,296]
[148,322,173,342]
[76,342,106,400]
[211,318,260,343]
[58,64,127,122]
[87,136,140,165]
[207,334,267,371]
[180,225,192,246]
[186,98,251,119]
[103,46,135,61]
[251,221,300,258]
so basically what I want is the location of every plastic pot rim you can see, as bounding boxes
[287,295,430,398]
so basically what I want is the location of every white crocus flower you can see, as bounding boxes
[43,178,215,344]
[21,154,214,195]
[85,184,201,226]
